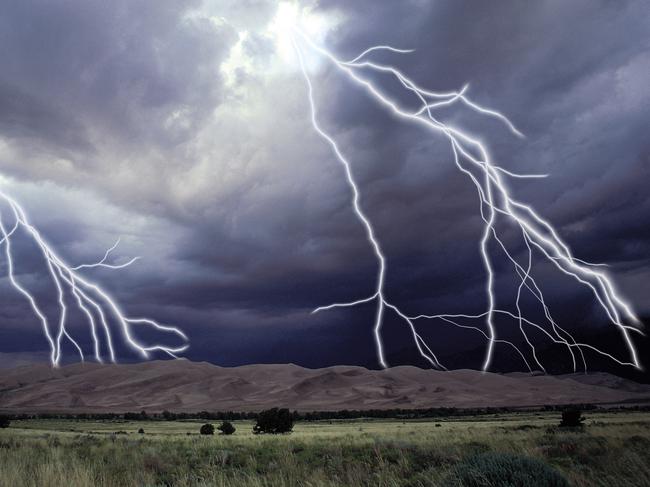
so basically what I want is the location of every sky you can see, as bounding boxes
[0,0,648,371]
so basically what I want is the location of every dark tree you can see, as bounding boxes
[138,428,145,434]
[0,415,10,428]
[200,423,215,435]
[162,410,176,421]
[560,409,585,427]
[253,408,294,434]
[218,421,236,435]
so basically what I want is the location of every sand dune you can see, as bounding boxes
[0,359,648,412]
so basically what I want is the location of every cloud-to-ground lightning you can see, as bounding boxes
[0,189,188,367]
[291,27,643,373]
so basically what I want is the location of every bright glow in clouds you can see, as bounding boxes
[291,27,644,372]
[220,1,336,89]
[269,1,336,65]
[0,3,642,372]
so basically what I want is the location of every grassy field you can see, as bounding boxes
[1,411,649,486]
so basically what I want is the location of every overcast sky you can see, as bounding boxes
[0,0,648,370]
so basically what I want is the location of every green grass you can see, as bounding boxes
[1,411,649,486]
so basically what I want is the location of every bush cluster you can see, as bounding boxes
[198,421,237,435]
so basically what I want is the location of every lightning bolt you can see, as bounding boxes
[291,27,643,373]
[0,189,188,367]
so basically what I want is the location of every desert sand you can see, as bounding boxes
[0,359,648,412]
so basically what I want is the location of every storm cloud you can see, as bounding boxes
[0,0,648,369]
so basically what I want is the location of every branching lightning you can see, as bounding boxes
[0,189,188,367]
[291,27,643,373]
[1,10,641,374]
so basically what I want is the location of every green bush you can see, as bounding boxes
[200,423,215,435]
[218,421,236,435]
[253,408,294,434]
[448,452,570,487]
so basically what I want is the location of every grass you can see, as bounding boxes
[0,411,649,486]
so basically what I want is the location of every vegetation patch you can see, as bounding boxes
[253,408,294,434]
[0,411,647,486]
[447,452,570,487]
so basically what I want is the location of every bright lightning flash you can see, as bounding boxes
[291,27,643,373]
[0,190,188,367]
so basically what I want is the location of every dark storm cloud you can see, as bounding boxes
[315,0,650,302]
[0,0,647,368]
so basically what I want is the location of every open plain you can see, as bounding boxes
[1,411,649,486]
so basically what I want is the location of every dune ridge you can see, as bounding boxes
[1,359,649,412]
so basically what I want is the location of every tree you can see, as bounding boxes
[218,421,236,435]
[138,428,145,434]
[200,423,215,435]
[560,409,585,427]
[0,415,10,428]
[253,408,294,434]
[162,410,176,421]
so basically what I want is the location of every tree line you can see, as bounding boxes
[3,403,647,422]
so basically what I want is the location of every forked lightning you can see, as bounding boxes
[1,16,642,373]
[0,190,188,367]
[291,27,643,373]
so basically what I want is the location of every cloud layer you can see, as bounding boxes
[0,0,647,368]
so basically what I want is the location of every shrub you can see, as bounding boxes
[217,421,236,435]
[448,452,570,487]
[0,416,10,428]
[200,423,215,435]
[253,408,294,434]
[559,409,585,427]
[138,428,145,434]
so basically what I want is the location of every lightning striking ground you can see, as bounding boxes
[291,28,643,373]
[0,189,188,367]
